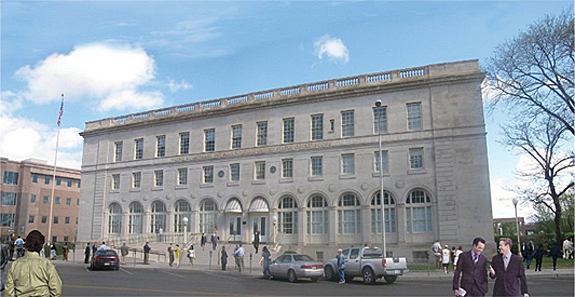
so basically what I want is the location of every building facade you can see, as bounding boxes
[78,60,494,260]
[0,158,81,243]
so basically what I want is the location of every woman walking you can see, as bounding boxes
[260,246,272,279]
[187,245,195,268]
[175,244,181,268]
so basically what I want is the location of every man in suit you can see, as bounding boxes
[452,237,488,297]
[489,238,529,297]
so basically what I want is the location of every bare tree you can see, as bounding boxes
[484,8,574,135]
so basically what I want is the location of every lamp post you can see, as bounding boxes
[375,100,387,258]
[512,198,521,255]
[183,217,189,246]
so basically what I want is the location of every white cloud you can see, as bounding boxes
[100,89,164,112]
[313,35,349,64]
[167,79,192,93]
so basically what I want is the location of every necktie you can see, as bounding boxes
[504,255,508,270]
[474,255,478,264]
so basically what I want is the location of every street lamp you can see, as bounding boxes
[375,100,387,258]
[183,217,189,246]
[512,198,521,255]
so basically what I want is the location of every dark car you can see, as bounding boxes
[90,249,120,270]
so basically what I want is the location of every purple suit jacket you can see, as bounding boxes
[490,254,528,297]
[452,250,489,296]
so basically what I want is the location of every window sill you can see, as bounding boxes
[130,188,141,192]
[152,187,164,191]
[372,172,390,178]
[251,180,265,185]
[227,182,240,187]
[308,177,324,182]
[339,175,356,180]
[200,184,214,188]
[109,189,120,194]
[407,169,427,175]
[174,185,188,190]
[279,178,294,184]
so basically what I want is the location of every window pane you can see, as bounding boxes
[342,154,355,174]
[156,136,166,157]
[311,114,323,140]
[180,133,190,154]
[374,151,389,172]
[115,141,123,162]
[283,118,294,143]
[341,110,355,137]
[204,129,215,152]
[311,157,323,176]
[232,125,242,149]
[409,148,424,169]
[407,103,422,130]
[257,122,267,146]
[134,139,144,160]
[373,107,387,134]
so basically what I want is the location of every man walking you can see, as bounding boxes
[84,243,91,264]
[452,237,488,297]
[143,242,151,265]
[489,238,529,297]
[120,242,129,264]
[14,236,24,259]
[168,243,175,267]
[232,244,245,273]
[253,230,260,254]
[337,248,345,284]
[432,240,442,271]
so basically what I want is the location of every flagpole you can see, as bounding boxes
[47,94,64,244]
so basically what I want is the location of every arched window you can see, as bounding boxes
[306,195,328,234]
[370,191,396,233]
[278,196,298,234]
[338,193,361,234]
[108,203,122,235]
[174,200,191,233]
[199,199,218,234]
[128,202,144,234]
[406,190,433,233]
[150,201,167,233]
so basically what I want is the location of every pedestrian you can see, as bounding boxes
[143,242,151,265]
[50,242,57,260]
[98,241,108,251]
[450,246,456,268]
[442,245,451,274]
[563,239,572,259]
[260,246,272,279]
[524,241,534,269]
[337,248,345,284]
[8,242,14,262]
[14,236,24,259]
[1,241,9,292]
[211,231,219,251]
[432,240,442,271]
[92,242,97,259]
[452,237,488,297]
[489,237,529,297]
[84,243,91,264]
[168,243,175,267]
[200,233,207,251]
[253,230,260,254]
[62,242,69,262]
[534,244,544,272]
[121,242,129,264]
[521,242,527,262]
[549,241,561,271]
[232,244,245,273]
[175,244,181,268]
[453,246,463,271]
[187,245,195,268]
[221,246,228,271]
[4,230,62,297]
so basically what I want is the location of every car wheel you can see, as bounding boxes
[324,265,336,281]
[383,275,397,284]
[310,277,319,282]
[287,269,298,283]
[362,267,376,285]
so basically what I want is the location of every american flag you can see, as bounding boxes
[57,95,64,127]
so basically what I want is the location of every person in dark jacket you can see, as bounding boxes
[549,241,561,271]
[489,238,529,297]
[200,233,207,251]
[221,246,228,270]
[534,244,544,272]
[452,237,489,297]
[524,242,533,269]
[84,243,91,264]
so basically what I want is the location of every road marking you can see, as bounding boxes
[200,270,249,280]
[64,284,274,296]
[156,268,185,278]
[120,267,133,275]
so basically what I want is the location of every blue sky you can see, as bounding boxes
[1,1,571,220]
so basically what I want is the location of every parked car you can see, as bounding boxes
[269,253,324,283]
[324,246,408,285]
[90,249,120,271]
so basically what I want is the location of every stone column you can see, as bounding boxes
[122,212,129,236]
[397,203,406,244]
[297,207,305,245]
[328,206,337,245]
[144,211,151,234]
[167,212,175,233]
[361,205,371,245]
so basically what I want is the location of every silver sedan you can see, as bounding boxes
[269,253,324,283]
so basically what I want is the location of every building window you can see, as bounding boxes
[67,179,72,187]
[341,154,355,175]
[41,216,47,224]
[52,236,57,243]
[1,192,16,205]
[66,198,71,205]
[0,214,14,227]
[307,195,328,234]
[154,170,164,187]
[278,196,298,234]
[63,236,69,242]
[55,197,60,204]
[44,176,50,185]
[256,122,268,146]
[53,216,59,224]
[114,141,123,162]
[156,135,166,157]
[134,138,144,160]
[373,106,387,134]
[177,168,188,185]
[283,118,295,143]
[28,215,35,223]
[204,129,215,152]
[255,161,265,180]
[174,200,191,233]
[370,191,396,234]
[30,195,37,203]
[77,199,80,206]
[407,102,422,131]
[56,178,62,186]
[132,172,141,188]
[374,150,389,173]
[203,166,214,184]
[406,190,433,233]
[409,148,424,170]
[329,119,335,133]
[150,201,167,234]
[76,217,78,224]
[231,125,242,149]
[179,133,190,155]
[341,110,355,137]
[129,202,144,234]
[311,156,323,177]
[78,180,81,188]
[32,174,38,183]
[43,196,49,204]
[199,200,218,234]
[230,163,240,182]
[338,194,361,234]
[3,171,19,185]
[112,174,120,190]
[65,216,70,224]
[311,114,323,140]
[282,159,293,178]
[108,203,122,234]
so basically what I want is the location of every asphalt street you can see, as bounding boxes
[53,264,574,297]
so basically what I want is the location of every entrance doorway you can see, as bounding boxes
[252,216,268,243]
[228,216,241,242]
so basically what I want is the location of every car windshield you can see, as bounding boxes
[293,255,314,262]
[96,250,118,256]
[363,247,383,258]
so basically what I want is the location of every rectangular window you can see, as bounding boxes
[42,216,47,224]
[55,197,60,204]
[78,180,81,188]
[56,178,62,186]
[76,217,79,224]
[44,176,50,185]
[342,154,355,175]
[203,166,214,183]
[156,135,166,157]
[283,118,295,143]
[374,151,389,172]
[179,132,190,155]
[177,168,188,185]
[311,114,323,140]
[77,199,80,206]
[30,195,37,203]
[3,171,19,185]
[0,214,15,227]
[407,102,422,131]
[1,192,16,205]
[409,148,424,170]
[341,110,355,137]
[230,163,240,182]
[282,159,293,178]
[255,161,265,180]
[231,125,242,149]
[256,122,268,146]
[32,175,38,183]
[373,106,387,134]
[204,129,215,152]
[112,174,120,190]
[132,172,141,188]
[65,217,70,224]
[311,156,323,177]
[67,179,72,187]
[154,170,164,187]
[66,198,71,205]
[134,138,144,160]
[330,119,335,133]
[53,216,59,224]
[28,215,35,223]
[43,196,49,204]
[114,141,123,162]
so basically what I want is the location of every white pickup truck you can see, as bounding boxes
[324,246,408,285]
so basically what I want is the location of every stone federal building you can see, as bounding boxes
[78,60,494,261]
